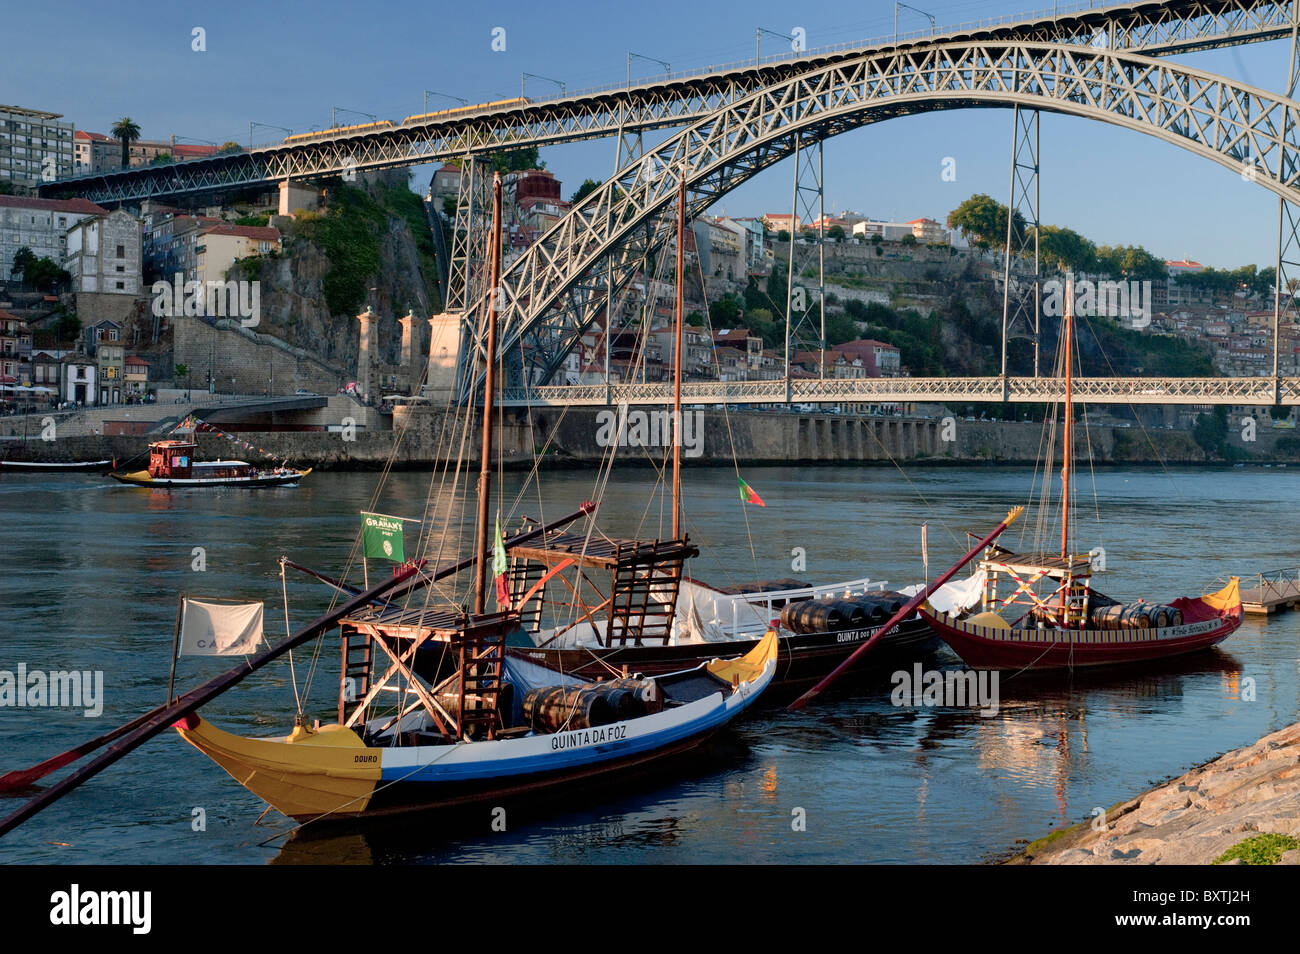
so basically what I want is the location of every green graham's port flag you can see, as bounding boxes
[361,512,404,562]
[493,518,510,606]
[738,476,766,507]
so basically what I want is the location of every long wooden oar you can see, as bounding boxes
[0,502,595,836]
[0,709,158,792]
[788,506,1023,712]
[280,557,364,596]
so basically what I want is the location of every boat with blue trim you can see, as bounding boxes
[173,627,776,822]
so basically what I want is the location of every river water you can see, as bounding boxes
[1,463,1296,864]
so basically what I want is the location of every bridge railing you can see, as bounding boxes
[496,376,1300,407]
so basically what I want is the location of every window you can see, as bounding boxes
[116,244,124,258]
[115,281,124,290]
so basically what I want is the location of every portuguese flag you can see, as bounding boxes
[493,518,510,607]
[738,477,766,507]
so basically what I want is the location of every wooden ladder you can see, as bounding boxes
[451,624,508,740]
[337,627,373,725]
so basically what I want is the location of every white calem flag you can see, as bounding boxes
[179,599,265,656]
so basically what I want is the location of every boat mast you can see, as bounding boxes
[672,168,685,540]
[1060,277,1074,560]
[473,172,504,616]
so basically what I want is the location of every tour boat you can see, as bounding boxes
[919,280,1242,671]
[109,439,310,487]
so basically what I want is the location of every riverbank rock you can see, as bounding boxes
[1009,722,1300,864]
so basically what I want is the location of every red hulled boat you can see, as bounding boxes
[921,278,1242,671]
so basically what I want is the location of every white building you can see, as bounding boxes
[0,195,106,281]
[852,219,913,241]
[61,353,97,405]
[66,208,144,295]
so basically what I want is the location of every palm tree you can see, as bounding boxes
[110,118,142,169]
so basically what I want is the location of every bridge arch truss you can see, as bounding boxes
[470,39,1300,395]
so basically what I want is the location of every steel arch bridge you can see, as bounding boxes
[466,39,1300,396]
[41,0,1298,205]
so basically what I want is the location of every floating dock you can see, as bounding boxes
[1240,569,1300,615]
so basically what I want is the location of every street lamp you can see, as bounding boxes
[249,121,291,149]
[628,52,671,86]
[332,106,378,128]
[521,72,565,99]
[756,27,795,64]
[423,90,468,114]
[894,2,936,43]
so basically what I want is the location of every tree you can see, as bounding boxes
[777,229,790,242]
[149,152,175,166]
[490,145,543,175]
[900,233,917,246]
[11,246,37,281]
[1095,244,1167,282]
[23,256,70,292]
[53,311,81,343]
[217,141,243,154]
[947,193,1002,250]
[1193,406,1230,458]
[709,293,743,326]
[947,193,1025,252]
[111,117,142,169]
[827,225,845,241]
[1038,224,1097,273]
[570,178,601,204]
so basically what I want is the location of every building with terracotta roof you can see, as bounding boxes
[0,310,32,385]
[74,130,117,175]
[194,223,281,284]
[0,194,107,281]
[123,354,150,398]
[74,131,218,171]
[431,163,461,200]
[836,338,902,377]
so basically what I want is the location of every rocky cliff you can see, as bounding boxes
[227,172,440,379]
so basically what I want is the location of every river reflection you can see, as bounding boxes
[0,465,1296,863]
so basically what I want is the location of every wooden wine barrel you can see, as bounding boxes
[521,686,614,732]
[1090,605,1125,630]
[1118,603,1153,629]
[603,677,663,714]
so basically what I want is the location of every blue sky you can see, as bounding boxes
[6,0,1292,268]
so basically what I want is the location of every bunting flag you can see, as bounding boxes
[738,476,766,507]
[493,518,510,607]
[182,416,293,468]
